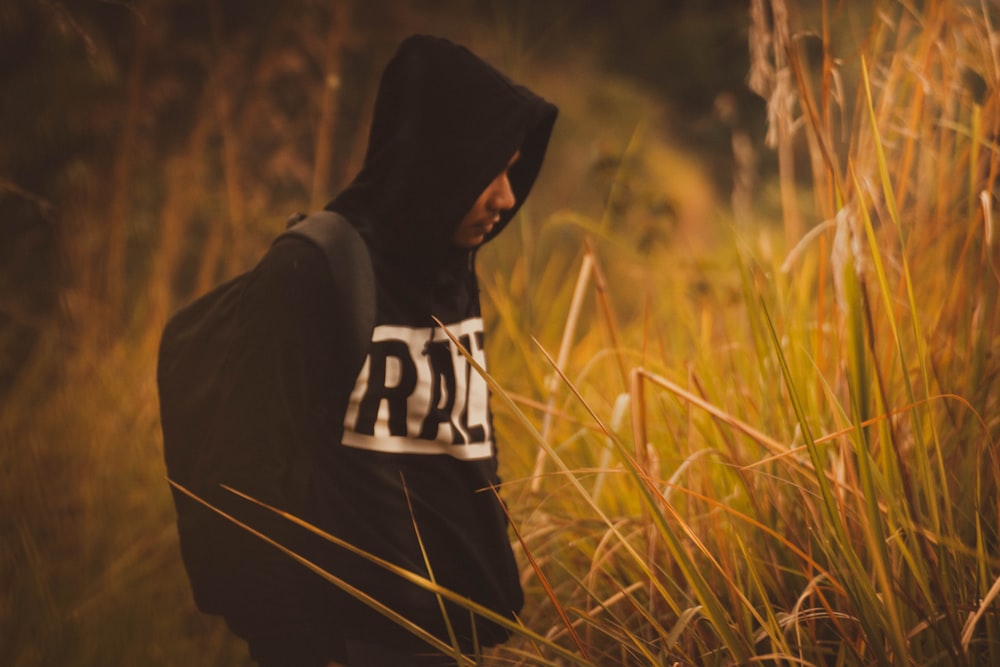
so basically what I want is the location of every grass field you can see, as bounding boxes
[3,1,999,665]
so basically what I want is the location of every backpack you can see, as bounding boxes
[156,210,375,613]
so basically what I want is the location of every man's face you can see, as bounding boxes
[451,151,520,249]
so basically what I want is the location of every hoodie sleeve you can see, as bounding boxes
[194,237,353,667]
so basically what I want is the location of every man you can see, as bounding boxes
[201,34,558,666]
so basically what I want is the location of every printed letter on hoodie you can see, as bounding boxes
[342,317,493,459]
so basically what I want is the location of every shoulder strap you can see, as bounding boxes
[280,211,376,377]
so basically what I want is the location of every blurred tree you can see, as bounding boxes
[0,0,141,394]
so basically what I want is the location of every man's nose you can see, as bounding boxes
[489,174,516,212]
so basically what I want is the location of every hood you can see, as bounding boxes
[327,35,558,263]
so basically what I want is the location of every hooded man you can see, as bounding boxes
[194,34,558,666]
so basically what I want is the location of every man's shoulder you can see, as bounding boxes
[238,237,336,325]
[259,234,334,280]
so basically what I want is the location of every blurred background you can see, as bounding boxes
[9,1,1000,666]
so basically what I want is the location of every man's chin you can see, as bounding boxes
[452,235,484,249]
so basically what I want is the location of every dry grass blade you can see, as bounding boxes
[961,573,1000,652]
[504,492,592,661]
[635,368,786,457]
[531,251,594,492]
[167,479,476,664]
[400,476,464,661]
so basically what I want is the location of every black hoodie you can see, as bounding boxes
[214,35,557,665]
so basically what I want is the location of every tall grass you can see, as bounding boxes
[474,1,1000,664]
[4,0,999,665]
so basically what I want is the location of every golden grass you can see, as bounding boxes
[4,1,999,665]
[475,0,1000,663]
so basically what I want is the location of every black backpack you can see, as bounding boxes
[156,210,375,613]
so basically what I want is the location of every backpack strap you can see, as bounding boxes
[280,211,376,380]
